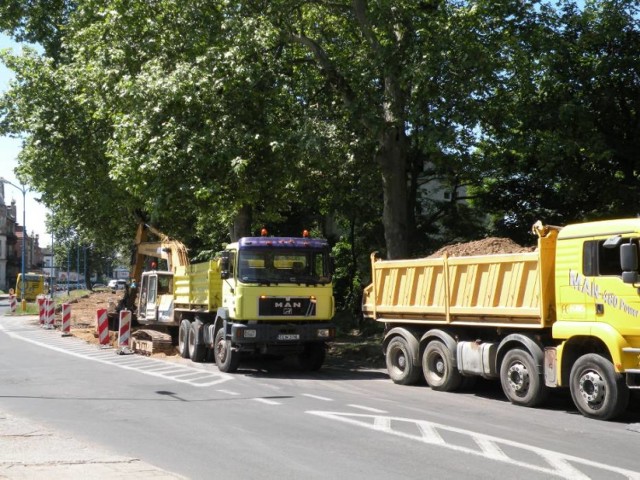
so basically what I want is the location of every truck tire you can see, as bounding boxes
[214,329,239,373]
[178,319,190,359]
[570,354,629,420]
[188,321,206,363]
[296,343,326,371]
[386,336,420,385]
[422,340,462,392]
[500,348,548,407]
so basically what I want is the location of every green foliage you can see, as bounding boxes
[474,0,640,244]
[2,1,640,319]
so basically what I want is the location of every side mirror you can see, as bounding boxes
[621,243,638,284]
[220,253,230,280]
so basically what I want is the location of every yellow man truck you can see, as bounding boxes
[131,222,335,372]
[362,219,640,420]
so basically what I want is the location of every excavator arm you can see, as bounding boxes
[114,221,190,325]
[131,221,190,286]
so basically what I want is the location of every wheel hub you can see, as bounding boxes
[435,358,445,375]
[396,352,406,370]
[216,341,227,362]
[579,371,605,404]
[507,363,530,392]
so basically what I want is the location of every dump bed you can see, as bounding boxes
[173,260,223,311]
[362,228,558,329]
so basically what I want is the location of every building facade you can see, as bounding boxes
[0,183,44,291]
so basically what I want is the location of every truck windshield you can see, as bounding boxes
[237,249,330,285]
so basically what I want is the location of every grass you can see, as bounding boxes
[2,290,91,316]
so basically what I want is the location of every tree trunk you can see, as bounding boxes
[376,126,409,259]
[230,204,252,241]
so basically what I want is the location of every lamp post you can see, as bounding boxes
[0,177,27,306]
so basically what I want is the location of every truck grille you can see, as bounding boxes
[258,297,316,317]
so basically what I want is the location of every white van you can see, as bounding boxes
[108,279,128,290]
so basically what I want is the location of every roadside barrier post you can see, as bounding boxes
[96,308,110,348]
[117,309,133,355]
[61,303,71,337]
[44,297,55,330]
[9,294,16,313]
[37,296,45,326]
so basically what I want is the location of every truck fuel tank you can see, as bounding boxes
[457,341,497,379]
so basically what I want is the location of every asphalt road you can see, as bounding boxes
[1,306,640,479]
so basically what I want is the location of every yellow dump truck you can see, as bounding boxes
[133,225,335,373]
[362,219,640,420]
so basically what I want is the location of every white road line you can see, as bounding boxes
[0,324,232,387]
[217,389,240,396]
[254,398,281,406]
[307,411,640,480]
[416,422,446,446]
[347,404,388,413]
[302,394,333,402]
[474,438,509,461]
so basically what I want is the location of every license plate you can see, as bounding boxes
[277,334,300,341]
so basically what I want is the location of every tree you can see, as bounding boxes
[475,0,640,243]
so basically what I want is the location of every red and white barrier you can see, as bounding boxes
[37,296,46,326]
[117,310,133,354]
[96,308,110,348]
[9,295,16,313]
[61,303,71,337]
[44,297,55,329]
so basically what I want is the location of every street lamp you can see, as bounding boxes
[0,177,27,305]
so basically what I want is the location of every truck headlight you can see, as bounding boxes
[317,328,331,338]
[243,329,257,338]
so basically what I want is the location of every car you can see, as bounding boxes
[108,279,128,290]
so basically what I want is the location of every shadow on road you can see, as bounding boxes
[233,353,388,381]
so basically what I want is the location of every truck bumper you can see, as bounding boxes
[230,323,335,354]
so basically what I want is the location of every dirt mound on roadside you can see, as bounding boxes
[428,237,535,258]
[56,291,177,356]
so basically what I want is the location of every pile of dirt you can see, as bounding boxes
[50,291,176,356]
[428,237,535,258]
[61,290,123,348]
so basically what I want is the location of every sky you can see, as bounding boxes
[0,33,51,247]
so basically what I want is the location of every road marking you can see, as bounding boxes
[302,394,333,401]
[0,323,232,387]
[254,398,281,406]
[307,411,640,480]
[347,404,388,413]
[217,389,240,396]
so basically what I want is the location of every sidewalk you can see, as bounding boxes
[0,409,184,479]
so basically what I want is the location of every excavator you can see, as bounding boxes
[111,219,189,328]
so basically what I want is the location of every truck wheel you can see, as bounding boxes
[188,321,206,363]
[297,343,326,371]
[386,336,420,385]
[570,354,629,420]
[178,320,190,359]
[500,348,548,407]
[422,341,462,392]
[214,329,239,373]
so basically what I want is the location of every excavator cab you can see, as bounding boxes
[138,271,174,323]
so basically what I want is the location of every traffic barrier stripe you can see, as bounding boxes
[96,308,109,346]
[37,296,45,325]
[45,298,55,329]
[118,310,132,353]
[61,303,71,336]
